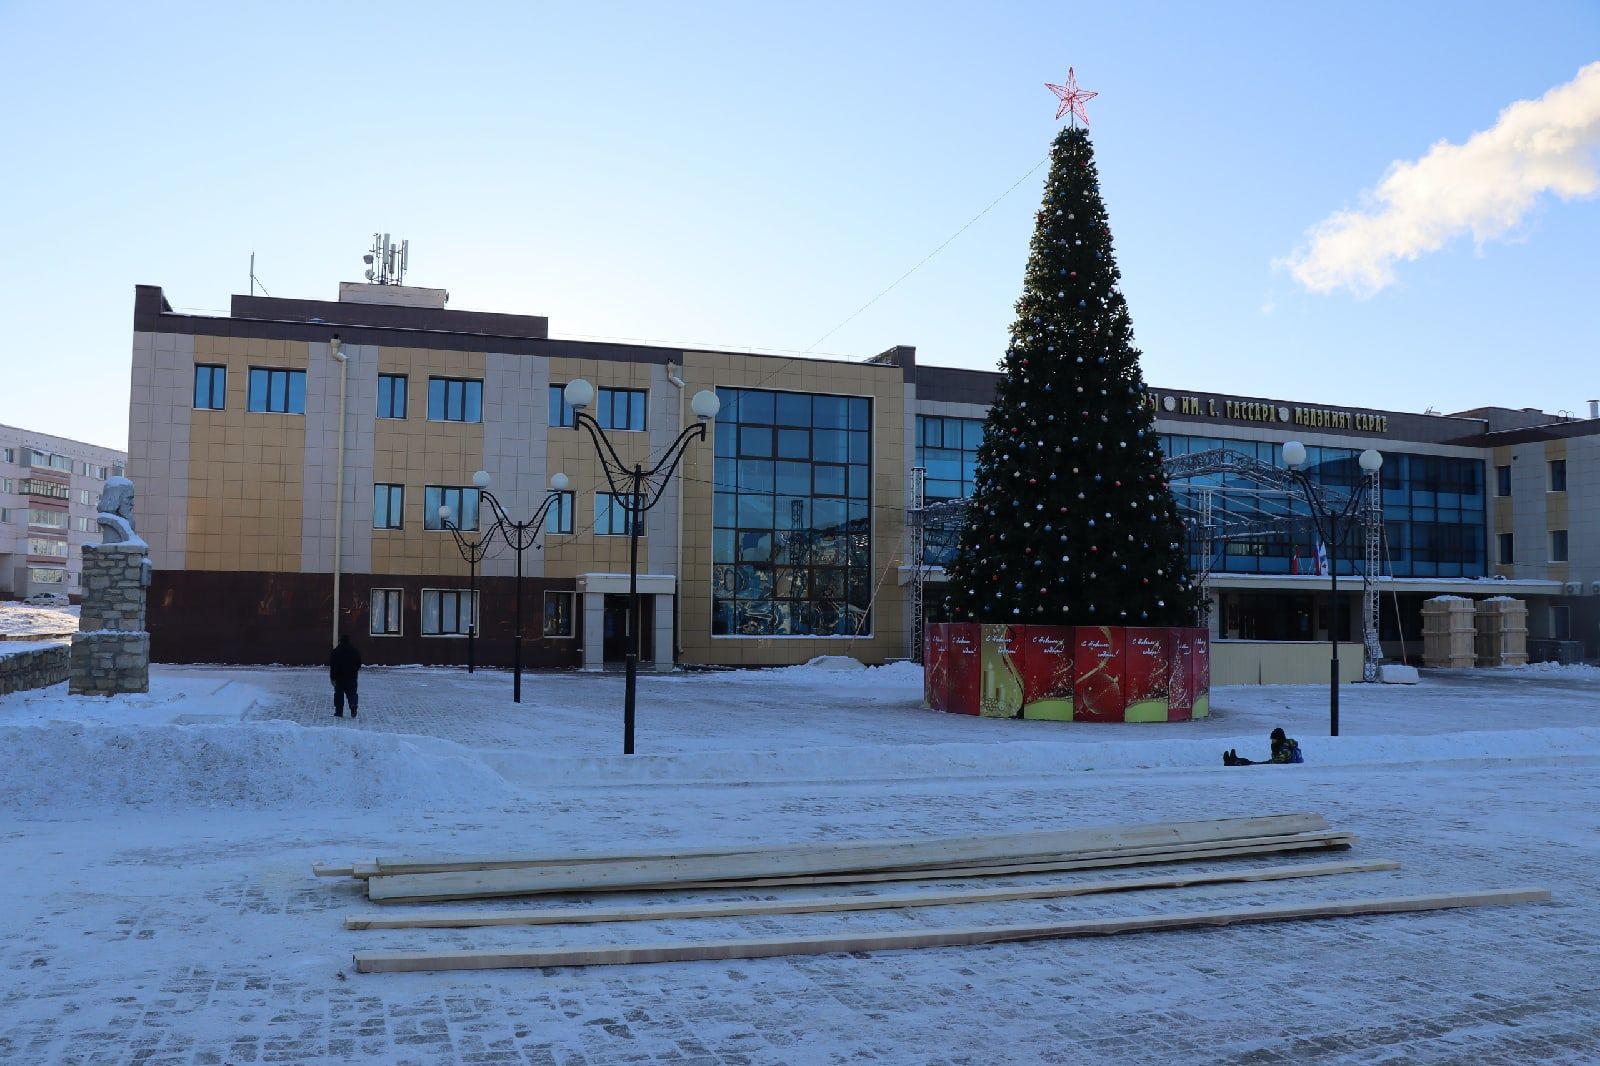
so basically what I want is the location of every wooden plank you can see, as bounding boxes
[367,813,1328,878]
[367,831,1352,903]
[665,836,1354,891]
[345,858,1398,930]
[352,887,1551,973]
[313,864,357,878]
[365,819,1338,903]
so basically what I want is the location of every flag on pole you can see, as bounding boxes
[1315,539,1330,577]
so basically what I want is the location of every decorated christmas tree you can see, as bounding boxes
[946,76,1199,627]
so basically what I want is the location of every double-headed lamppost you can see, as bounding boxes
[1281,440,1383,737]
[441,470,569,703]
[562,378,720,755]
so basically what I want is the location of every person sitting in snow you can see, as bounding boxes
[1224,727,1302,766]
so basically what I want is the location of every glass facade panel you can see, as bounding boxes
[714,388,872,636]
[423,486,480,531]
[914,415,986,566]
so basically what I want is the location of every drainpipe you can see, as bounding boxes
[330,335,348,648]
[666,363,687,661]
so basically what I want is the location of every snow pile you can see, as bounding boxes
[0,639,69,660]
[0,720,514,811]
[1511,661,1600,678]
[0,602,78,638]
[713,659,923,693]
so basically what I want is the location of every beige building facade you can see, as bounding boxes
[127,282,1600,667]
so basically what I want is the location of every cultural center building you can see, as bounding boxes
[126,282,1599,669]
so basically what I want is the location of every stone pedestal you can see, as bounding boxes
[1421,596,1477,669]
[70,543,151,695]
[1474,596,1529,667]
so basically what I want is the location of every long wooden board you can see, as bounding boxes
[367,831,1352,903]
[665,836,1354,892]
[352,887,1550,973]
[345,858,1398,930]
[364,813,1328,878]
[365,821,1340,903]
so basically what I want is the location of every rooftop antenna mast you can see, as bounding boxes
[249,252,270,296]
[362,232,409,286]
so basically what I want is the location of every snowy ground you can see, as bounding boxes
[2,660,1599,1064]
[0,601,78,640]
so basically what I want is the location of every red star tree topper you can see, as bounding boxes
[1046,68,1097,125]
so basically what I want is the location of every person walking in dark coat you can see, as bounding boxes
[330,634,361,718]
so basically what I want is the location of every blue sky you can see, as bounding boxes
[2,1,1597,451]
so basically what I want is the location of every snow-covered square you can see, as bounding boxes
[3,643,1599,1064]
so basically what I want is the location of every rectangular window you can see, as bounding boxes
[2,478,11,493]
[1497,532,1514,565]
[543,591,575,638]
[370,589,404,636]
[373,484,405,529]
[0,509,12,523]
[28,537,69,558]
[427,377,483,422]
[598,387,648,432]
[74,516,96,532]
[193,364,227,410]
[595,492,639,536]
[28,567,65,585]
[421,589,478,636]
[90,464,107,480]
[1550,529,1569,563]
[546,490,574,534]
[1551,605,1572,640]
[424,486,480,531]
[48,454,72,472]
[1495,465,1511,497]
[377,374,409,419]
[247,367,307,413]
[1549,459,1567,492]
[22,479,70,500]
[29,509,67,528]
[548,384,576,428]
[2,448,12,463]
[77,489,92,505]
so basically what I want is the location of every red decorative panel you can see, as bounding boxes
[1123,627,1172,723]
[923,623,949,711]
[1019,625,1075,720]
[1074,625,1126,723]
[945,623,982,715]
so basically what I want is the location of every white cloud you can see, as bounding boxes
[1282,61,1600,296]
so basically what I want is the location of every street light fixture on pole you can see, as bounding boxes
[437,507,502,674]
[1281,440,1383,738]
[562,377,720,755]
[444,470,569,703]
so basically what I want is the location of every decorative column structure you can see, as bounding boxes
[70,476,152,695]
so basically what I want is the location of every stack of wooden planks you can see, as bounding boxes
[314,812,1550,974]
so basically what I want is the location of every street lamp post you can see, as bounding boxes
[444,470,569,703]
[563,378,720,755]
[437,511,497,673]
[1281,440,1383,737]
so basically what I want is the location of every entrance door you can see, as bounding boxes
[602,594,655,664]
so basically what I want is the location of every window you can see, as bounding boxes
[543,591,575,638]
[29,508,67,528]
[427,377,483,422]
[1551,605,1572,640]
[0,509,12,523]
[48,454,71,472]
[77,489,92,505]
[595,492,639,536]
[1496,465,1511,497]
[424,486,480,531]
[421,589,478,636]
[378,374,408,419]
[1497,533,1514,565]
[713,388,873,637]
[1549,459,1567,492]
[22,479,70,500]
[193,364,226,410]
[370,589,404,636]
[1,478,11,493]
[28,537,68,557]
[74,516,96,532]
[247,368,307,414]
[373,484,405,529]
[598,387,647,431]
[1550,529,1569,563]
[89,464,108,480]
[2,448,12,463]
[546,490,574,534]
[548,384,576,428]
[28,567,65,585]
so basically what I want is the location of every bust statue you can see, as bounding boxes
[96,476,147,548]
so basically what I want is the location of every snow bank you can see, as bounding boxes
[492,726,1600,787]
[0,720,514,811]
[1510,661,1600,679]
[713,660,923,692]
[0,602,78,638]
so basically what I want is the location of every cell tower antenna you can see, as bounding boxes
[249,251,270,297]
[362,232,410,285]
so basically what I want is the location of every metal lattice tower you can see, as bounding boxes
[909,467,927,662]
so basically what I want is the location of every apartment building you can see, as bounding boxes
[0,425,127,601]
